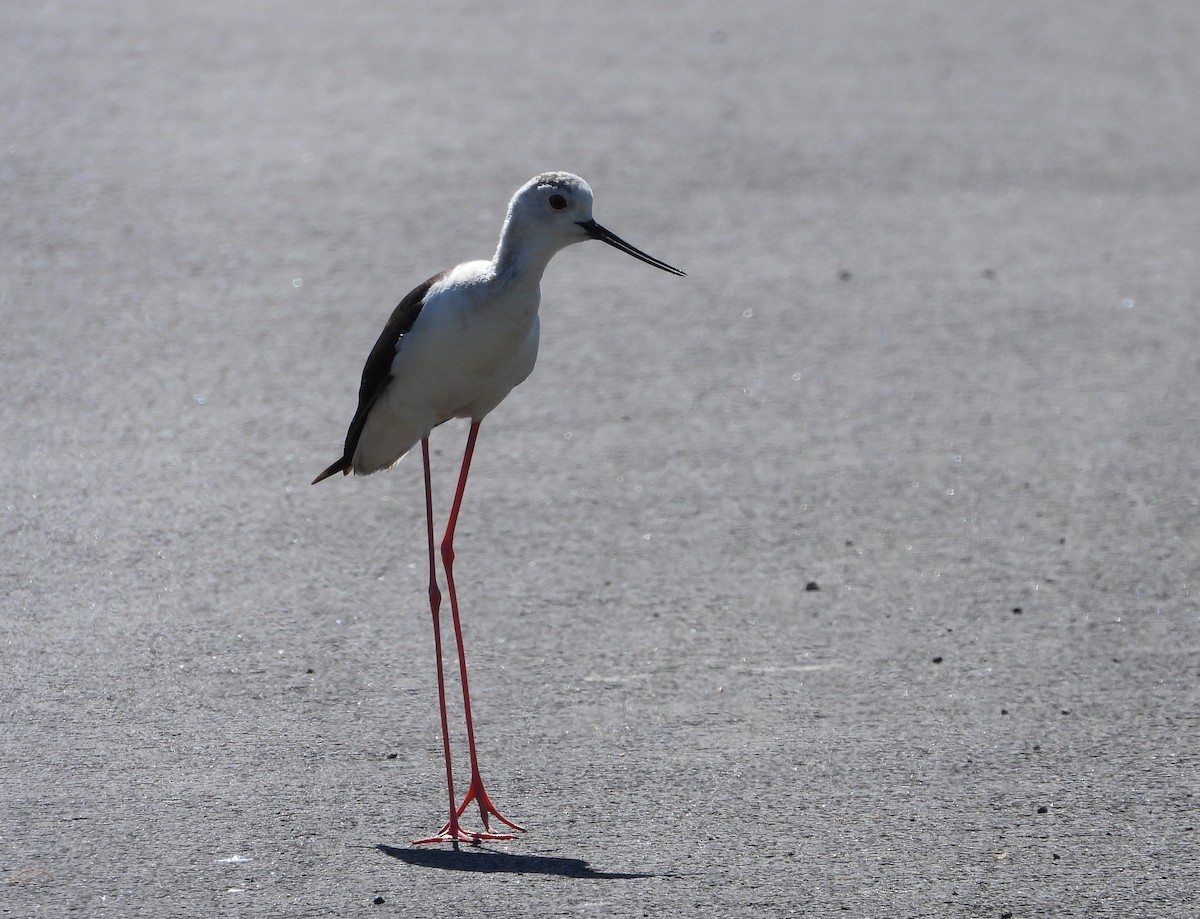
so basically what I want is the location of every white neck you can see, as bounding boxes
[492,213,564,288]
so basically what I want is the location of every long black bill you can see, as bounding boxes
[578,219,686,276]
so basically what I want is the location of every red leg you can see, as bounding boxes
[412,437,484,846]
[413,429,520,845]
[439,420,525,836]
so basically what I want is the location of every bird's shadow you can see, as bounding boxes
[376,844,655,879]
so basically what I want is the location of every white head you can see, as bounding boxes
[496,172,685,277]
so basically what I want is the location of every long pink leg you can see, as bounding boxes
[439,420,524,835]
[412,437,478,846]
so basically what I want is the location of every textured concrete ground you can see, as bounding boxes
[3,1,1198,916]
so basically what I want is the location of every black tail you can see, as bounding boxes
[312,457,351,485]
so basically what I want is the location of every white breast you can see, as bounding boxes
[352,262,542,473]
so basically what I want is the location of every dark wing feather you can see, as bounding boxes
[312,271,446,484]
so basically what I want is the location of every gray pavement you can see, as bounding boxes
[3,1,1198,916]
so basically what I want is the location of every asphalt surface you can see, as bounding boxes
[3,1,1199,916]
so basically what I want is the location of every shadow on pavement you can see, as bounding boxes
[377,844,655,879]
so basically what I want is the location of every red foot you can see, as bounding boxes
[453,769,525,834]
[412,773,525,846]
[412,822,515,846]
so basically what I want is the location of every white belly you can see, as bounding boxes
[352,272,541,474]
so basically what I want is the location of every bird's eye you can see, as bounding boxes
[548,194,567,210]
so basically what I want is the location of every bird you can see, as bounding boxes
[312,172,685,845]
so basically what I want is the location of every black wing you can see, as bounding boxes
[312,271,446,484]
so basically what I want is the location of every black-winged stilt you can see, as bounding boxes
[313,172,684,845]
